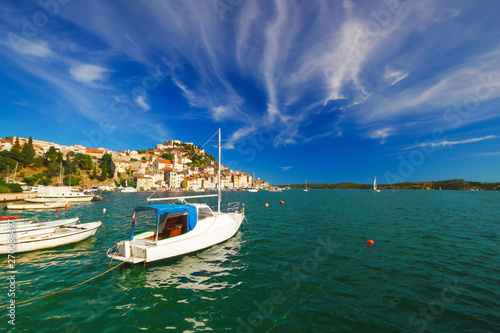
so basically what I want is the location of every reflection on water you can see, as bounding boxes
[143,234,246,291]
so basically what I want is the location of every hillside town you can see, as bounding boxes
[0,136,270,191]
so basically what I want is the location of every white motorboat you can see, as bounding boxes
[247,188,258,193]
[106,129,245,264]
[5,200,69,210]
[374,177,381,193]
[35,186,93,202]
[0,221,101,254]
[0,217,79,242]
[121,187,138,193]
[24,197,63,203]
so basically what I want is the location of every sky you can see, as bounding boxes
[1,0,500,185]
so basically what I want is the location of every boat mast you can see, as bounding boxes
[218,128,221,213]
[12,162,18,183]
[59,161,63,186]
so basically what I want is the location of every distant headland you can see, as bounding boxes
[282,179,500,190]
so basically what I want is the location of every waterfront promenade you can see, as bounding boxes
[0,193,37,203]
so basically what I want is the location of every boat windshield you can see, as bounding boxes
[197,207,215,220]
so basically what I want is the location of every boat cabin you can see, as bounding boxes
[131,204,215,242]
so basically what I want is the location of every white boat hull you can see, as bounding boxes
[6,200,68,210]
[108,213,244,264]
[0,221,101,254]
[33,196,93,202]
[0,217,79,242]
[121,187,138,193]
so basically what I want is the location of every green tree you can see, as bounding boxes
[8,138,23,166]
[21,136,35,165]
[161,153,174,160]
[64,153,76,175]
[44,146,63,178]
[63,175,80,186]
[39,178,52,186]
[79,154,93,170]
[23,177,35,186]
[89,166,98,180]
[99,153,113,180]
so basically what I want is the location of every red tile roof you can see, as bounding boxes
[86,148,104,154]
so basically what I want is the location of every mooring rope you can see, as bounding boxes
[0,248,149,309]
[0,259,126,309]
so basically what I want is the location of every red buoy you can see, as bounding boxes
[367,239,374,245]
[105,198,108,202]
[56,208,59,212]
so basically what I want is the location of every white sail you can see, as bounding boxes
[374,177,380,192]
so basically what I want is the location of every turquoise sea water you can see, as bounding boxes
[2,189,500,332]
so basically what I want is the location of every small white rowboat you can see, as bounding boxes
[0,221,102,254]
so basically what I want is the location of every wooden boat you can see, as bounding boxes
[0,221,102,254]
[5,200,69,210]
[107,129,245,264]
[0,217,79,242]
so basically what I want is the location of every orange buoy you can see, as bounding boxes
[279,200,285,205]
[65,204,70,210]
[367,239,374,245]
[265,203,269,207]
[105,198,108,202]
[55,208,59,212]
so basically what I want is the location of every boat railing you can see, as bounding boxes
[213,202,241,213]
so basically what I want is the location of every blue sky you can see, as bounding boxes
[1,0,500,185]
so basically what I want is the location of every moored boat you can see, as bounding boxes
[106,129,246,264]
[0,217,79,242]
[5,200,69,210]
[121,187,138,193]
[35,186,93,202]
[0,215,23,221]
[0,221,101,254]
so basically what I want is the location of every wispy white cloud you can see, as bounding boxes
[135,95,150,111]
[15,40,53,58]
[2,0,499,153]
[371,127,394,144]
[468,152,500,158]
[406,135,497,150]
[70,64,110,85]
[385,68,409,86]
[279,166,293,171]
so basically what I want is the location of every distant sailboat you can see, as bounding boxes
[304,179,308,192]
[373,177,380,193]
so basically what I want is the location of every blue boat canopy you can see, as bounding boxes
[135,204,198,232]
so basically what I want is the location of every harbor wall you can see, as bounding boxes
[0,193,37,203]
